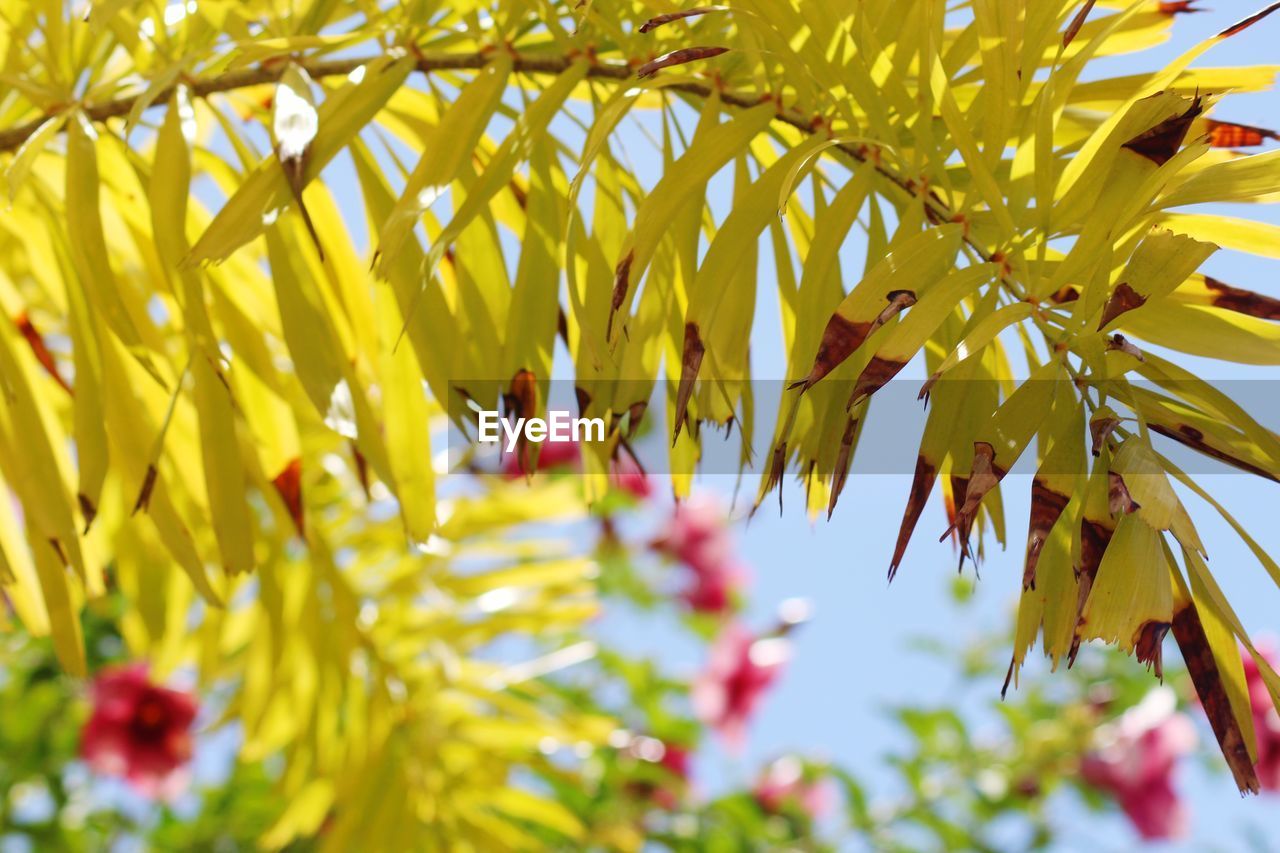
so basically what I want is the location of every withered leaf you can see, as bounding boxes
[1204,277,1280,320]
[636,46,730,79]
[890,457,938,581]
[607,250,634,340]
[1158,1,1205,14]
[1135,620,1172,680]
[1090,413,1120,457]
[272,458,305,536]
[1024,480,1069,590]
[1108,471,1141,515]
[673,322,706,444]
[1063,0,1098,48]
[131,465,158,515]
[1121,97,1204,166]
[1106,334,1144,361]
[14,313,71,394]
[1217,1,1280,38]
[827,417,859,520]
[1205,119,1278,148]
[1098,282,1147,330]
[940,442,1005,566]
[638,6,727,34]
[1172,602,1261,793]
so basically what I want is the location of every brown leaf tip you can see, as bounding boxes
[796,313,874,393]
[608,251,634,340]
[1090,413,1120,457]
[1172,604,1262,794]
[1025,480,1070,590]
[1098,282,1147,330]
[1158,1,1206,14]
[1135,620,1172,680]
[890,457,937,581]
[1063,0,1099,47]
[14,312,71,394]
[78,493,97,534]
[636,46,730,79]
[673,322,706,444]
[638,6,725,34]
[1106,333,1144,361]
[1107,471,1141,515]
[1205,119,1279,148]
[1205,276,1280,320]
[827,417,859,520]
[1217,1,1280,39]
[1121,96,1204,166]
[132,465,159,516]
[272,458,305,535]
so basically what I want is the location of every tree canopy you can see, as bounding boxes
[4,0,1280,842]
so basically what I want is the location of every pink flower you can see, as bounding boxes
[652,494,748,614]
[501,439,652,498]
[692,623,789,750]
[1241,642,1280,790]
[501,439,581,477]
[624,737,692,810]
[1080,687,1197,840]
[653,742,692,809]
[80,664,198,800]
[609,454,653,499]
[753,756,835,819]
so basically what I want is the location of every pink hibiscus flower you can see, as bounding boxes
[692,623,790,750]
[80,664,198,800]
[1080,687,1197,840]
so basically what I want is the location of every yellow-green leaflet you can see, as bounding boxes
[187,55,413,265]
[1080,514,1171,653]
[1158,148,1280,208]
[863,264,997,366]
[979,360,1063,472]
[376,281,436,544]
[5,112,65,202]
[65,114,161,380]
[926,299,1034,387]
[28,520,86,676]
[375,54,513,274]
[423,60,588,283]
[1157,212,1280,259]
[609,102,776,337]
[1120,300,1280,365]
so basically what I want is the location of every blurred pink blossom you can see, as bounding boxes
[501,439,652,498]
[753,756,835,819]
[652,494,748,614]
[80,664,198,800]
[609,453,653,499]
[1080,687,1197,840]
[501,439,581,477]
[692,623,789,750]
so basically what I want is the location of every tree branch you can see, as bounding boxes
[0,46,987,289]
